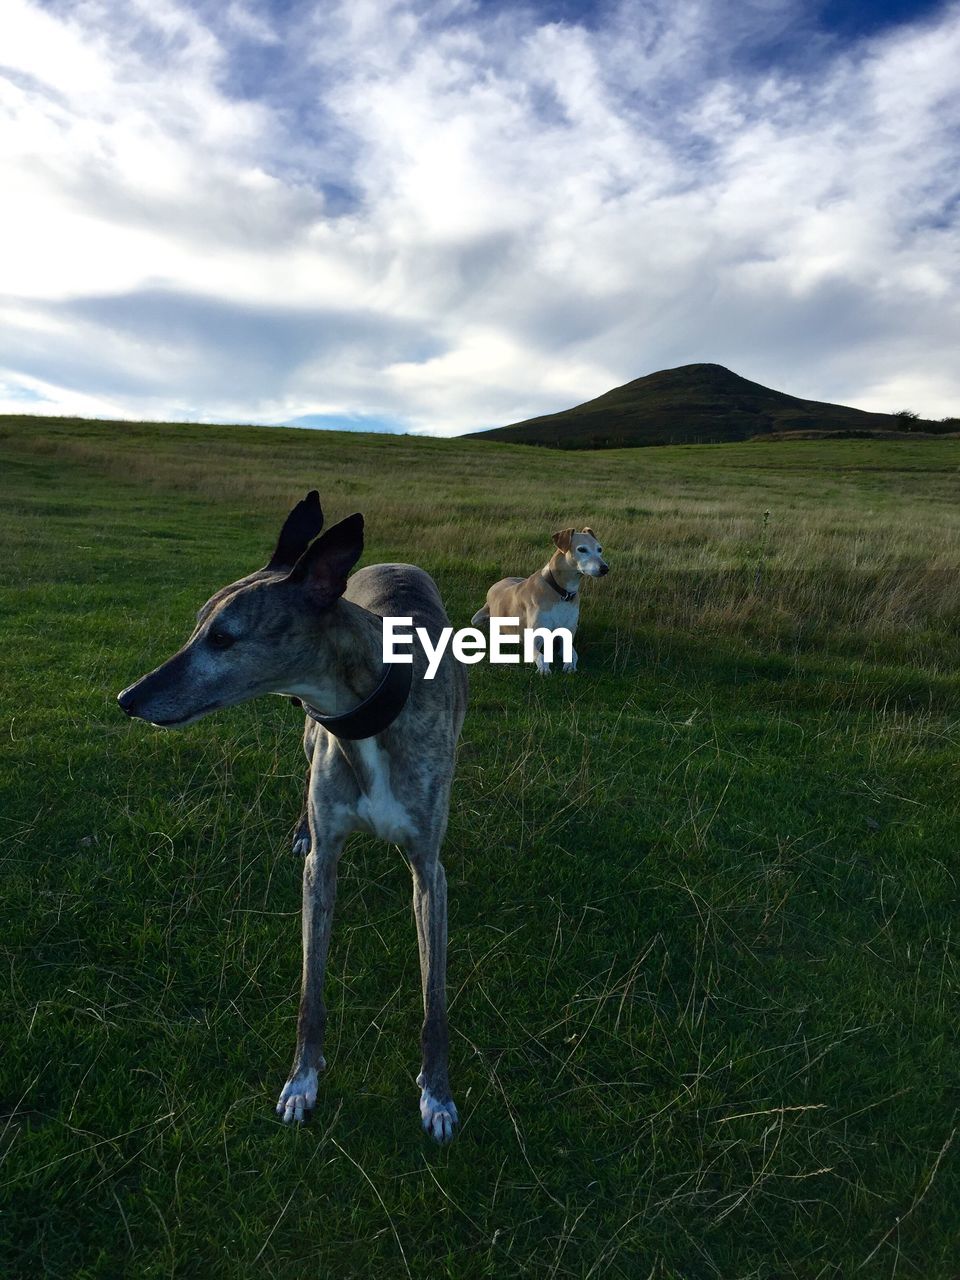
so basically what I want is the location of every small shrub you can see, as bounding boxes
[892,408,921,431]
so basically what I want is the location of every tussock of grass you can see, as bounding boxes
[1,417,959,1277]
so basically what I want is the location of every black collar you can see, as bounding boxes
[292,661,413,740]
[542,567,579,602]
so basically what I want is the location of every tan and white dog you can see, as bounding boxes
[471,527,609,674]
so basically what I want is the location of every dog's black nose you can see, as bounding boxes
[117,687,137,716]
[599,564,609,576]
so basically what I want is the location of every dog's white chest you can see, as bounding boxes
[353,740,414,843]
[537,598,580,634]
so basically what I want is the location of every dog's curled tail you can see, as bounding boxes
[470,603,490,627]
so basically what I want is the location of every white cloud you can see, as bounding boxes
[0,367,126,419]
[0,0,959,432]
[223,1,280,45]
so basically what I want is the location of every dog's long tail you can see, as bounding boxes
[471,603,490,626]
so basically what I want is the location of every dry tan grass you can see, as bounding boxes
[7,418,960,662]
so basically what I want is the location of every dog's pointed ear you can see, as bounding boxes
[582,527,595,538]
[552,528,574,553]
[287,513,364,606]
[266,490,325,570]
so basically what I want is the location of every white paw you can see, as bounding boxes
[536,664,552,676]
[291,821,311,857]
[562,662,577,673]
[418,1082,459,1143]
[276,1068,318,1124]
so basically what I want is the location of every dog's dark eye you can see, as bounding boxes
[596,546,603,553]
[576,546,588,553]
[207,629,236,650]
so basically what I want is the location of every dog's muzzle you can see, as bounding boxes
[117,685,138,717]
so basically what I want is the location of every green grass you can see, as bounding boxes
[1,416,959,1277]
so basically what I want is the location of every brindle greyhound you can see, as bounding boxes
[117,492,468,1142]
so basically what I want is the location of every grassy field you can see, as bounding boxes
[1,416,959,1278]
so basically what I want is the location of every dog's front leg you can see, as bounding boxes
[277,832,343,1123]
[407,841,458,1143]
[533,636,552,676]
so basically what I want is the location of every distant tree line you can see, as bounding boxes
[892,409,960,432]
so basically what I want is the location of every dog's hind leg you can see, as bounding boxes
[291,767,312,856]
[291,719,317,857]
[405,833,458,1143]
[277,825,345,1123]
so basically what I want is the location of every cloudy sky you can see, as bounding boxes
[1,0,958,434]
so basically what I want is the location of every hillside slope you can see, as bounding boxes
[475,362,935,448]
